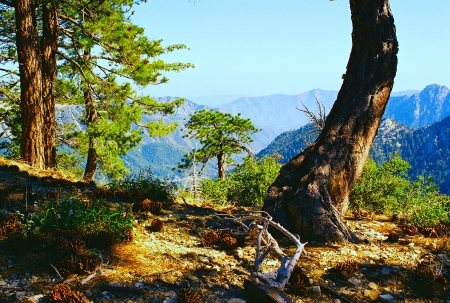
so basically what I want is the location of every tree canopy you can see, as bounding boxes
[179,109,260,179]
[0,0,193,180]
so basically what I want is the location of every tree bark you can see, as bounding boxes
[15,0,45,169]
[218,151,226,180]
[41,0,59,168]
[262,0,398,243]
[82,49,98,181]
[82,86,98,181]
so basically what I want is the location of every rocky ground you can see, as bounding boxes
[0,159,449,303]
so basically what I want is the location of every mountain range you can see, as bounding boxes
[257,84,450,194]
[4,84,448,190]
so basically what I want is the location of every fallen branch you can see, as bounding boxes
[50,263,63,280]
[80,268,102,285]
[216,211,307,290]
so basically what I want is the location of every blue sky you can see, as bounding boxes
[132,0,450,104]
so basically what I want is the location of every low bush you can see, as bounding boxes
[107,168,177,201]
[200,156,281,207]
[350,153,450,228]
[7,190,133,244]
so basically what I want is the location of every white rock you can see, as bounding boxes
[163,299,176,303]
[228,299,246,303]
[164,290,177,299]
[368,282,378,290]
[135,282,145,288]
[15,291,27,301]
[364,289,380,301]
[27,294,44,303]
[380,294,394,300]
[347,278,362,287]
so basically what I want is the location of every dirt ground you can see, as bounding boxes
[0,158,449,303]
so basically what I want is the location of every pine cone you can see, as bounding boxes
[58,253,101,276]
[220,234,238,251]
[290,266,311,295]
[52,231,86,254]
[435,224,450,236]
[332,260,359,279]
[179,288,202,303]
[202,231,219,247]
[150,219,164,232]
[49,284,89,303]
[400,223,419,236]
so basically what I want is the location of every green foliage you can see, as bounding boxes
[350,154,450,228]
[56,150,84,179]
[179,109,260,179]
[200,156,281,206]
[16,191,133,243]
[351,153,411,213]
[200,178,229,205]
[56,0,193,179]
[407,177,450,228]
[0,0,193,179]
[108,168,178,201]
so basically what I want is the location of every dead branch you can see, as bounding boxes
[217,211,307,290]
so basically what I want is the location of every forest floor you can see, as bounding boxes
[0,158,449,303]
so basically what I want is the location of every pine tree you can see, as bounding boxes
[179,109,260,180]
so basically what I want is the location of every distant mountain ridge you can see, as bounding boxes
[15,84,448,183]
[384,84,450,128]
[218,89,339,133]
[257,84,450,194]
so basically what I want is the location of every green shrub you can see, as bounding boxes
[28,191,133,243]
[351,153,410,213]
[108,168,177,201]
[406,177,450,228]
[200,178,229,205]
[200,156,281,206]
[350,154,450,228]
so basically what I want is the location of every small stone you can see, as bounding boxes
[10,274,18,280]
[0,280,6,287]
[312,285,321,296]
[8,281,19,288]
[348,278,362,287]
[179,280,190,288]
[27,294,44,303]
[379,294,394,300]
[364,289,380,301]
[368,282,378,290]
[223,283,230,289]
[15,291,27,301]
[228,299,246,303]
[163,299,176,303]
[134,282,145,288]
[186,274,199,282]
[198,256,211,263]
[164,291,177,299]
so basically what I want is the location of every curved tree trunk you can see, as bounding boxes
[262,0,398,243]
[42,0,59,168]
[15,0,45,169]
